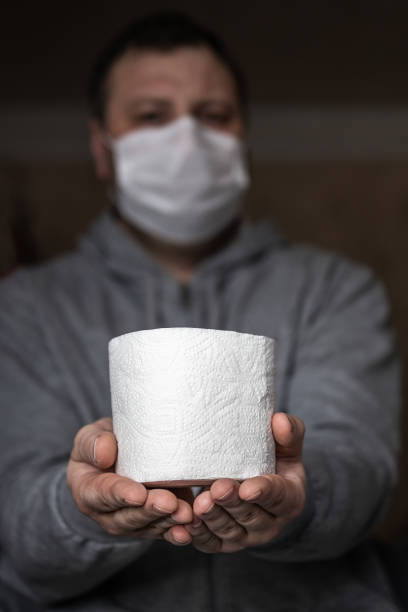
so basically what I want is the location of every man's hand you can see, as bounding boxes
[66,418,193,545]
[181,413,306,553]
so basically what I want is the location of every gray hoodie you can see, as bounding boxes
[0,210,402,611]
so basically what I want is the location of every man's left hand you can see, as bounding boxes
[163,413,306,553]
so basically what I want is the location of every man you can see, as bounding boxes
[0,11,402,611]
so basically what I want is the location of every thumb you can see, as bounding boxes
[271,413,305,461]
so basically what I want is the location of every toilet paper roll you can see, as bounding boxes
[109,327,275,486]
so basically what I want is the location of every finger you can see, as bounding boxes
[208,478,237,501]
[211,479,273,531]
[239,474,297,516]
[113,487,182,528]
[79,471,148,513]
[104,489,186,534]
[162,525,192,546]
[184,517,222,553]
[193,491,246,543]
[272,413,305,461]
[112,497,192,534]
[144,504,192,532]
[150,498,194,530]
[71,419,117,470]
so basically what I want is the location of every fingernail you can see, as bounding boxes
[124,498,143,506]
[171,511,186,523]
[92,436,100,465]
[245,489,261,501]
[153,504,171,514]
[216,487,233,501]
[202,503,215,515]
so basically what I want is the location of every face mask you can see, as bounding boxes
[110,116,250,245]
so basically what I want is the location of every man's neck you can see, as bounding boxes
[119,215,241,283]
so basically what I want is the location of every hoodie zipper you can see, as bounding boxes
[179,282,191,310]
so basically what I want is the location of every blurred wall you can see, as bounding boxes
[2,0,408,538]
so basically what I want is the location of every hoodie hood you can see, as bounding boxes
[80,208,288,283]
[79,209,288,330]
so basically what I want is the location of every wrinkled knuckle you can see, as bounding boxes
[218,521,235,535]
[220,497,241,510]
[154,518,174,530]
[76,479,95,513]
[198,531,216,547]
[239,509,259,525]
[115,509,142,531]
[126,514,145,530]
[97,473,116,501]
[104,522,124,536]
[98,471,114,488]
[148,523,166,536]
[220,524,243,540]
[96,489,112,511]
[110,478,125,501]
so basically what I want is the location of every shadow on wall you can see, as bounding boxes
[1,158,408,540]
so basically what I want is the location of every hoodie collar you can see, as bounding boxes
[79,208,288,282]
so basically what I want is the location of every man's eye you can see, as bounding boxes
[135,112,166,125]
[204,114,229,124]
[200,112,233,127]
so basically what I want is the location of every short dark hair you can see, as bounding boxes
[88,11,248,121]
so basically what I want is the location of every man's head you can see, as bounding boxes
[88,11,248,180]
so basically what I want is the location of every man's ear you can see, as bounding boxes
[89,119,114,181]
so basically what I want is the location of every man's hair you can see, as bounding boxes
[88,11,248,121]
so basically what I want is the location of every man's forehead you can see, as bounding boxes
[105,47,237,99]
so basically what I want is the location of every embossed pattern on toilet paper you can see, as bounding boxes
[109,328,275,483]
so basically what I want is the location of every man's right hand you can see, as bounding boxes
[66,417,193,545]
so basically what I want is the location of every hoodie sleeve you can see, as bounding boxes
[0,272,153,605]
[248,253,401,562]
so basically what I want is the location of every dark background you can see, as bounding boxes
[2,0,408,539]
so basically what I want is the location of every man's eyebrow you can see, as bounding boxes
[125,97,172,108]
[193,99,235,109]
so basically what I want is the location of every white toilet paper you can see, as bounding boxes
[109,327,275,485]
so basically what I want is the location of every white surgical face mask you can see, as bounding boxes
[110,115,250,245]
